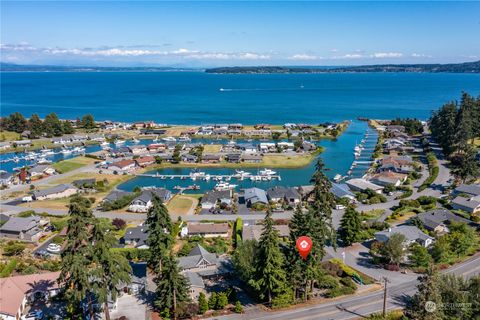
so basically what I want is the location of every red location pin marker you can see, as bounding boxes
[296,236,313,260]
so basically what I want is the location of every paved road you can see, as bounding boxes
[217,253,480,320]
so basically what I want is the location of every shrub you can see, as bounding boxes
[17,210,36,217]
[112,218,127,230]
[3,241,27,256]
[0,259,17,277]
[234,301,243,313]
[330,258,358,277]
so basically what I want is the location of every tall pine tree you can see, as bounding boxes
[339,206,361,246]
[146,194,173,272]
[250,210,288,304]
[409,265,444,320]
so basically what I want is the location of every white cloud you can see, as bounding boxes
[333,53,364,59]
[411,53,432,58]
[288,54,320,61]
[370,52,403,58]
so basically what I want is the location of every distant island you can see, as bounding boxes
[0,63,201,72]
[205,60,480,74]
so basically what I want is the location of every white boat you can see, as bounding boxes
[101,141,110,148]
[41,148,52,154]
[205,174,211,181]
[162,136,177,143]
[189,170,206,180]
[132,137,140,144]
[178,136,191,142]
[333,174,343,182]
[214,182,237,191]
[259,168,276,176]
[115,139,126,145]
[153,135,159,142]
[37,157,52,165]
[24,152,37,160]
[62,148,72,155]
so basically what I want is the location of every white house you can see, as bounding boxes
[128,188,172,213]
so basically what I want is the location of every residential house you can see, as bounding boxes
[386,125,405,132]
[135,155,156,167]
[0,216,42,242]
[302,141,317,151]
[346,178,384,194]
[156,153,174,162]
[266,186,301,204]
[102,190,134,203]
[123,225,149,249]
[414,209,476,234]
[185,223,230,238]
[181,154,198,163]
[226,153,242,163]
[110,147,131,158]
[298,185,314,201]
[13,140,31,147]
[378,155,415,174]
[242,153,263,163]
[236,143,257,153]
[202,154,221,163]
[331,183,356,201]
[243,187,268,207]
[128,145,148,155]
[0,142,11,151]
[147,143,167,152]
[242,224,290,241]
[0,272,60,320]
[72,178,96,189]
[32,184,77,201]
[108,159,136,172]
[139,129,167,135]
[88,134,105,142]
[452,184,480,197]
[451,196,480,214]
[375,225,434,248]
[128,188,172,213]
[28,165,56,178]
[259,142,276,153]
[115,262,148,296]
[200,190,232,209]
[0,171,14,186]
[228,123,243,130]
[277,141,295,150]
[370,171,407,187]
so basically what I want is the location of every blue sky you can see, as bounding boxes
[1,1,479,66]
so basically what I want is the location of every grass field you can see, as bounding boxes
[52,156,97,173]
[0,131,20,141]
[203,144,222,153]
[166,195,197,215]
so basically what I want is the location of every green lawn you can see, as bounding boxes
[52,156,96,173]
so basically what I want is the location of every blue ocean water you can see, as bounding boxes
[2,72,480,123]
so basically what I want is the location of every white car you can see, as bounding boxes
[46,243,61,254]
[22,196,33,202]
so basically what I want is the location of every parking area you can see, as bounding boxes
[108,294,147,320]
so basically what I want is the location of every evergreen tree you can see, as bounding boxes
[450,143,479,183]
[28,114,44,138]
[146,195,173,271]
[197,292,208,314]
[90,221,131,320]
[430,102,458,155]
[62,120,75,134]
[379,233,406,266]
[408,243,432,268]
[81,114,96,129]
[468,276,480,317]
[4,112,28,133]
[409,265,444,320]
[438,274,471,319]
[44,112,63,137]
[250,210,288,304]
[456,92,476,145]
[154,254,190,319]
[208,292,217,310]
[58,198,96,317]
[338,206,361,246]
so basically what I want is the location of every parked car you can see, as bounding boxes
[22,196,33,202]
[34,250,51,258]
[43,225,55,232]
[46,243,61,254]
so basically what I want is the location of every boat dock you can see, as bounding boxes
[135,173,282,181]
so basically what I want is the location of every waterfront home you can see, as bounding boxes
[156,153,175,162]
[370,171,408,187]
[451,196,480,214]
[386,125,405,132]
[277,141,295,150]
[302,141,317,151]
[110,147,132,158]
[227,129,242,135]
[128,144,148,155]
[284,123,297,129]
[0,272,60,320]
[243,129,271,136]
[383,138,406,151]
[414,209,476,234]
[243,187,268,207]
[259,142,276,153]
[346,178,384,194]
[133,121,155,128]
[452,184,480,197]
[184,223,230,238]
[378,155,415,173]
[202,154,222,163]
[242,153,263,163]
[139,128,167,135]
[226,153,242,163]
[135,155,156,167]
[87,134,105,142]
[0,216,42,242]
[201,190,232,209]
[255,123,271,129]
[147,143,167,152]
[72,178,96,189]
[242,224,290,242]
[123,225,149,249]
[28,165,56,178]
[0,142,11,151]
[228,123,243,130]
[108,159,137,173]
[181,154,198,163]
[237,143,257,153]
[128,188,172,213]
[331,183,356,201]
[298,185,315,201]
[102,190,134,203]
[32,184,78,201]
[375,225,434,248]
[266,186,301,204]
[13,140,31,147]
[0,171,14,186]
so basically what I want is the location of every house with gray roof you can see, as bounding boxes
[0,216,42,242]
[0,171,14,186]
[128,188,172,213]
[28,165,56,178]
[451,196,480,214]
[331,183,355,200]
[123,225,148,249]
[243,187,268,207]
[200,190,232,209]
[72,178,96,189]
[346,178,384,194]
[102,190,134,203]
[242,224,290,242]
[32,184,77,201]
[453,184,480,197]
[375,225,434,248]
[266,186,301,204]
[414,209,476,234]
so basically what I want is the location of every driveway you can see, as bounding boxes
[107,294,147,320]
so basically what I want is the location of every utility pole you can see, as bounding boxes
[382,276,389,317]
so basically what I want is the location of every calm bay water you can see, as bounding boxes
[2,71,479,190]
[2,72,480,124]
